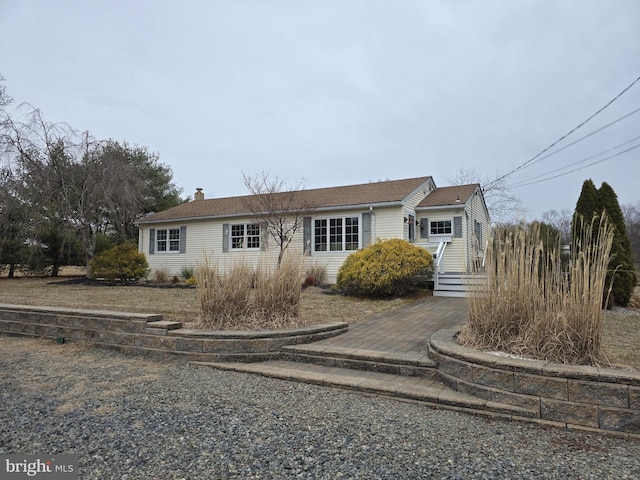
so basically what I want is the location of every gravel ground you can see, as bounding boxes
[1,336,639,480]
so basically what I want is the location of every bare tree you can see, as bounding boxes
[449,167,526,224]
[622,202,640,263]
[0,74,15,166]
[3,106,149,273]
[540,209,573,244]
[242,171,316,267]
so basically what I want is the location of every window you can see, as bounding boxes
[156,228,181,252]
[231,223,261,250]
[329,218,342,251]
[408,214,415,242]
[315,216,359,252]
[246,223,261,249]
[345,217,359,250]
[430,220,452,235]
[314,219,327,252]
[475,220,483,246]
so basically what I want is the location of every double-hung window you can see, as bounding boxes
[314,216,359,252]
[474,220,483,246]
[156,228,181,253]
[430,220,452,236]
[231,223,261,250]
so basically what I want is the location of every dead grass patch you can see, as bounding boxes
[0,276,413,326]
[603,310,640,369]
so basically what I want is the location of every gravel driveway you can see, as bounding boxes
[1,336,639,479]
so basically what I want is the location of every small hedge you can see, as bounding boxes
[336,239,433,297]
[90,242,149,281]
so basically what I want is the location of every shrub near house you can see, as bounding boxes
[337,239,434,297]
[90,243,149,281]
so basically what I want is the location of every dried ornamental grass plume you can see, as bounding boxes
[195,256,253,329]
[461,217,614,366]
[195,251,307,330]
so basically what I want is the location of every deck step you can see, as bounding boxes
[433,290,467,298]
[191,360,538,419]
[281,344,436,377]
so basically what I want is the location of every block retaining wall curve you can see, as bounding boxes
[429,329,640,437]
[0,304,348,363]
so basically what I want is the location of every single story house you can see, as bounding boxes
[136,176,490,296]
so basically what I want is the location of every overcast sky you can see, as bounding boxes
[1,0,638,221]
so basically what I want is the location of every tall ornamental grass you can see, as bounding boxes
[459,217,614,366]
[195,252,306,330]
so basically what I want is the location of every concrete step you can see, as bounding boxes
[191,360,538,419]
[433,290,467,298]
[146,320,183,330]
[436,283,466,291]
[280,344,436,377]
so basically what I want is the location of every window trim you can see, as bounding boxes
[155,227,182,254]
[429,219,453,236]
[313,215,360,253]
[230,222,261,251]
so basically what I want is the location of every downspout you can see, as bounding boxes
[370,206,375,243]
[465,210,470,271]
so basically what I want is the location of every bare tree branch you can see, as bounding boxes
[540,209,573,243]
[449,167,526,224]
[242,170,316,267]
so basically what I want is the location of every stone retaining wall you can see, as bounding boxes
[0,304,348,363]
[430,329,640,436]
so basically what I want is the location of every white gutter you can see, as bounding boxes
[135,201,402,226]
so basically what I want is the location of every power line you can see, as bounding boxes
[516,106,640,169]
[487,74,640,188]
[508,143,640,188]
[508,135,640,187]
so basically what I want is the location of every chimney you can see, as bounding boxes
[194,188,204,201]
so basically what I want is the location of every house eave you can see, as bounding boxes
[416,203,470,212]
[313,201,402,213]
[135,201,404,227]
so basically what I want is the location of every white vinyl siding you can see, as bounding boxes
[137,178,474,283]
[415,210,465,272]
[468,189,491,264]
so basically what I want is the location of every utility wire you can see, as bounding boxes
[516,106,640,169]
[508,135,640,187]
[509,143,640,188]
[487,74,640,188]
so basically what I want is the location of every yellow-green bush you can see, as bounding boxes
[336,239,433,297]
[90,242,148,281]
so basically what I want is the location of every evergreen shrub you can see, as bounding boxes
[336,239,433,297]
[90,242,148,281]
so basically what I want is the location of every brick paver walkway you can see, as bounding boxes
[304,295,468,356]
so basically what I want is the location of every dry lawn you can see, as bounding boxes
[1,273,637,370]
[602,292,640,369]
[0,276,414,328]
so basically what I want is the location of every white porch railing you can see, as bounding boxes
[433,241,448,291]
